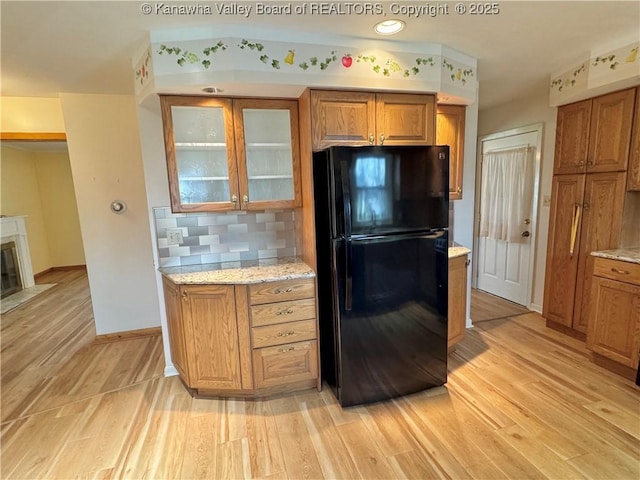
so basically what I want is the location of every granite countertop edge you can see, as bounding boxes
[161,246,473,285]
[590,248,640,265]
[160,257,316,285]
[449,246,471,259]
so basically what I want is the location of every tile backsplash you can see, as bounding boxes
[153,207,297,267]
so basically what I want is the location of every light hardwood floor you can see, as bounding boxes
[470,288,530,323]
[2,272,639,479]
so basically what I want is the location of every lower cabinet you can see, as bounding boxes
[586,257,640,369]
[448,254,469,351]
[162,276,319,396]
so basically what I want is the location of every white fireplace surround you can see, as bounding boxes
[1,216,35,289]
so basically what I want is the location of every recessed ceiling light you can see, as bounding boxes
[374,19,405,36]
[202,87,224,94]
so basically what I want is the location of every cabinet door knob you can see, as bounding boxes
[379,134,385,145]
[456,187,462,194]
[181,291,188,301]
[231,194,238,207]
[521,231,530,238]
[368,134,374,145]
[242,194,249,206]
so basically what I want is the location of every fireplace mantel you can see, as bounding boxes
[0,216,35,289]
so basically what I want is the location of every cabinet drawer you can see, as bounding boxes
[253,340,319,389]
[248,278,315,305]
[593,257,640,285]
[252,319,317,348]
[250,298,316,327]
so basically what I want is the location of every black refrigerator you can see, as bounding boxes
[313,145,449,407]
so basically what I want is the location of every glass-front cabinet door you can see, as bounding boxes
[161,96,301,212]
[161,96,238,212]
[233,98,301,210]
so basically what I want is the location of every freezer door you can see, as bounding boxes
[334,230,448,407]
[331,146,449,237]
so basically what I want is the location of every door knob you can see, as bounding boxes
[521,231,530,238]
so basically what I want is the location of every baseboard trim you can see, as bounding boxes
[94,326,162,344]
[35,265,87,279]
[164,366,179,377]
[528,302,542,314]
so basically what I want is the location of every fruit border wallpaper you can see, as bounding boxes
[154,38,474,85]
[134,36,477,102]
[550,41,639,105]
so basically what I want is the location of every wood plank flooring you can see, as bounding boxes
[471,288,530,322]
[2,272,639,479]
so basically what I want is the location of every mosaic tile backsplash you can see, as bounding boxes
[153,207,297,267]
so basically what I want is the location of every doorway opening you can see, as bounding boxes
[472,123,543,311]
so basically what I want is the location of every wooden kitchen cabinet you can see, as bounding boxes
[627,86,640,191]
[553,88,636,175]
[162,276,319,397]
[543,172,626,337]
[309,89,436,150]
[587,257,640,369]
[437,104,466,200]
[162,277,191,382]
[248,279,319,391]
[162,280,248,391]
[160,95,301,212]
[448,253,469,351]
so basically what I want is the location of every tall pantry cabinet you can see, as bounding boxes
[543,88,636,337]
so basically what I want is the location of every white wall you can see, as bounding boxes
[61,94,161,335]
[452,98,478,327]
[136,95,176,374]
[477,88,557,311]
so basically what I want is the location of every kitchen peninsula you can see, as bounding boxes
[160,245,471,398]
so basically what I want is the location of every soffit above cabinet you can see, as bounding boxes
[133,26,477,105]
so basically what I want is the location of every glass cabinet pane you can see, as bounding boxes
[172,105,230,205]
[242,108,294,202]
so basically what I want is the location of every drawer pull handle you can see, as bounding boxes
[277,309,294,316]
[611,268,630,275]
[277,331,296,337]
[274,288,294,294]
[278,346,295,353]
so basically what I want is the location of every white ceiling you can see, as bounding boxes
[1,1,639,110]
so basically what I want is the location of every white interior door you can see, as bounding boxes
[476,130,539,307]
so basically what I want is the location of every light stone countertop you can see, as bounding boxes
[449,246,471,259]
[161,246,472,285]
[590,248,640,265]
[160,257,315,285]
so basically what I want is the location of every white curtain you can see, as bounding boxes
[479,146,534,243]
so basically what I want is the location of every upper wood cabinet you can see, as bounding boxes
[627,86,640,191]
[436,104,466,200]
[309,90,436,150]
[160,95,301,212]
[553,88,636,175]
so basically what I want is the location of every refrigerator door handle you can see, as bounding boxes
[344,238,353,311]
[340,160,353,238]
